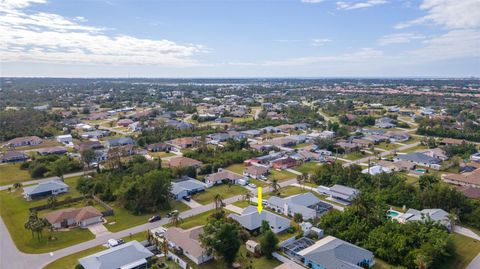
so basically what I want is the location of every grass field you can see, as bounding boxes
[293,162,320,175]
[14,140,63,151]
[398,144,428,154]
[438,234,480,269]
[248,178,268,187]
[263,186,306,199]
[225,163,246,174]
[165,209,217,229]
[375,142,399,151]
[373,258,403,269]
[0,163,32,185]
[148,151,175,159]
[192,184,247,205]
[268,169,297,182]
[341,151,371,161]
[105,200,189,232]
[44,231,149,269]
[0,176,93,253]
[232,200,251,208]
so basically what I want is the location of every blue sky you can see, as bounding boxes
[1,0,479,77]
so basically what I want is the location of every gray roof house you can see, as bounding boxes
[266,192,332,220]
[327,184,360,203]
[23,180,69,200]
[298,236,375,269]
[79,240,153,269]
[228,206,291,234]
[393,152,442,170]
[106,137,134,148]
[171,177,206,200]
[396,208,452,231]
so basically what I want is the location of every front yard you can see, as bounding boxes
[438,233,480,269]
[293,162,320,175]
[0,163,32,186]
[341,151,371,161]
[268,169,297,182]
[263,186,306,199]
[192,184,248,205]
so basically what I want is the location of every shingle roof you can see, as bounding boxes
[228,206,290,232]
[168,157,203,168]
[205,170,243,183]
[45,206,102,224]
[396,152,441,164]
[23,180,68,196]
[165,226,206,258]
[79,240,153,269]
[171,179,206,195]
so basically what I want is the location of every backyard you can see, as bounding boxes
[192,184,247,205]
[0,163,32,186]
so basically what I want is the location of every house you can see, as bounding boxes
[442,169,480,188]
[106,137,134,148]
[377,160,415,172]
[171,177,206,200]
[385,131,410,142]
[471,152,480,162]
[300,222,324,237]
[335,141,359,153]
[23,180,69,200]
[246,240,261,254]
[165,226,213,265]
[351,138,374,148]
[36,146,67,156]
[291,150,322,162]
[204,169,244,187]
[270,157,297,169]
[418,148,449,161]
[274,262,306,269]
[266,192,332,220]
[393,152,441,170]
[3,136,43,148]
[167,157,203,169]
[117,118,134,127]
[168,137,199,149]
[396,208,452,231]
[79,240,153,269]
[241,129,262,137]
[456,186,480,199]
[228,205,291,234]
[45,206,103,228]
[0,150,28,163]
[363,135,389,144]
[361,165,393,175]
[277,124,296,133]
[243,165,269,179]
[75,141,103,152]
[298,236,375,269]
[375,117,396,129]
[146,142,171,152]
[56,134,73,144]
[80,130,109,139]
[327,184,360,203]
[128,121,142,132]
[165,119,192,129]
[441,138,465,146]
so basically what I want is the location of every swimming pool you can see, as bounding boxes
[415,169,427,174]
[387,211,399,218]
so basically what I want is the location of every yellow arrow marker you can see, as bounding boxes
[257,187,263,213]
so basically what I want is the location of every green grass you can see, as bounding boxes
[232,200,250,208]
[293,162,320,174]
[399,144,428,154]
[341,151,371,161]
[44,231,149,269]
[0,163,32,185]
[225,163,246,174]
[438,233,480,269]
[373,258,404,269]
[292,142,311,149]
[149,151,175,159]
[105,200,189,232]
[264,186,306,199]
[165,209,217,229]
[192,184,247,205]
[268,169,297,182]
[14,140,63,151]
[0,176,94,253]
[375,142,399,151]
[248,178,268,187]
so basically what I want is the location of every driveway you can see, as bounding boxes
[87,223,111,237]
[225,204,244,214]
[180,198,202,208]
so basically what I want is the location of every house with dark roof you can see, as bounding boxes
[393,152,442,170]
[228,206,291,234]
[106,137,134,148]
[75,141,103,152]
[36,146,67,156]
[146,142,171,152]
[167,157,203,169]
[3,136,43,148]
[298,236,375,269]
[0,150,28,163]
[23,180,69,200]
[79,240,153,269]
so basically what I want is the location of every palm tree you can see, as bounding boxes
[214,194,224,211]
[162,237,169,263]
[296,174,304,190]
[414,253,431,269]
[270,178,280,196]
[169,211,183,227]
[243,191,253,204]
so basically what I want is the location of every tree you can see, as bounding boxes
[169,211,183,227]
[13,182,22,189]
[243,191,253,204]
[80,149,96,169]
[260,230,278,259]
[270,178,280,196]
[47,196,58,209]
[48,156,70,180]
[260,220,270,234]
[419,174,439,191]
[293,213,303,223]
[214,194,224,211]
[24,211,49,240]
[200,219,241,266]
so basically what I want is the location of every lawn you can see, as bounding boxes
[293,142,311,149]
[0,163,32,186]
[225,163,246,174]
[293,162,320,175]
[0,176,94,253]
[14,140,63,151]
[232,200,251,208]
[341,151,371,161]
[399,144,428,154]
[438,234,480,269]
[375,142,399,151]
[148,151,175,159]
[268,169,297,182]
[248,178,268,187]
[165,209,217,229]
[263,186,306,199]
[44,231,149,269]
[192,184,247,205]
[105,200,189,232]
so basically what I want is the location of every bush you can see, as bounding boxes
[30,164,48,178]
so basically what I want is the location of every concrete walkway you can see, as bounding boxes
[180,198,202,208]
[225,204,244,214]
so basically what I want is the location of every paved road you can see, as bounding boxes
[0,170,95,191]
[0,178,296,269]
[342,142,420,167]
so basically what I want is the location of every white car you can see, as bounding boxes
[248,183,256,188]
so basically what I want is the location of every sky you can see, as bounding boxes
[0,0,479,78]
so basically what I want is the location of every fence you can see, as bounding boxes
[29,194,114,217]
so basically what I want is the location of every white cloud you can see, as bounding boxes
[311,38,332,46]
[336,0,387,10]
[0,0,206,66]
[377,33,425,45]
[301,0,325,3]
[395,0,480,29]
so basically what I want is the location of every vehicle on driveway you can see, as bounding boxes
[148,215,161,222]
[166,210,179,218]
[183,195,191,201]
[248,183,256,188]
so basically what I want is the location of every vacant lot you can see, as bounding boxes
[192,184,247,205]
[0,163,32,186]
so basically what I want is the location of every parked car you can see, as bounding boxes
[148,215,161,222]
[183,195,191,202]
[166,210,179,218]
[248,183,256,188]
